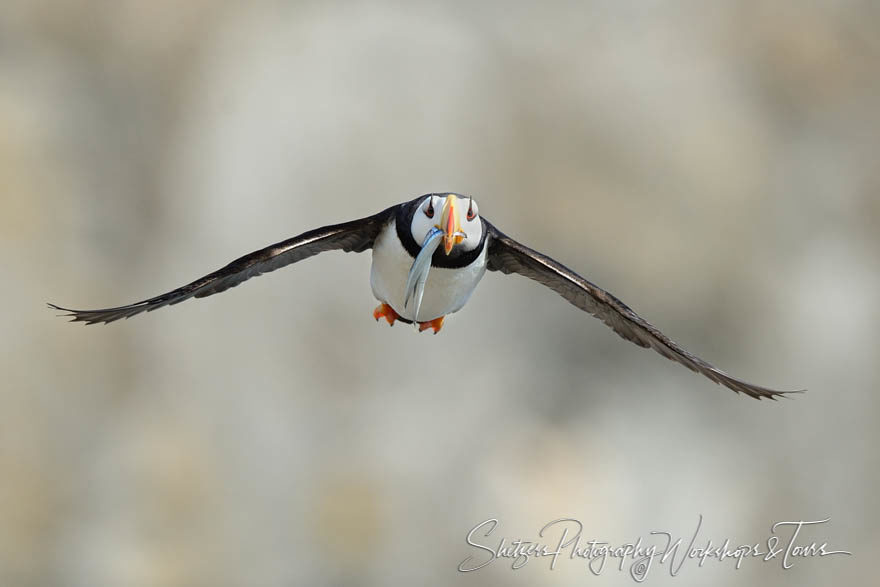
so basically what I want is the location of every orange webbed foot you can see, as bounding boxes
[417,316,445,334]
[373,303,401,326]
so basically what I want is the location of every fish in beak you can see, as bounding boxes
[438,194,466,255]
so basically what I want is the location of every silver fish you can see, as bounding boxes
[403,227,444,327]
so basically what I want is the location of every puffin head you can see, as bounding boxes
[410,194,482,256]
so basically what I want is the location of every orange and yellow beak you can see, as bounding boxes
[438,194,466,255]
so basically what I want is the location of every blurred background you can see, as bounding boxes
[1,1,877,585]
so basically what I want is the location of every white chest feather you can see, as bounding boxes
[370,220,487,321]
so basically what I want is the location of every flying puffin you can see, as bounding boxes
[50,193,796,400]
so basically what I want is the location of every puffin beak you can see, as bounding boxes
[438,194,466,255]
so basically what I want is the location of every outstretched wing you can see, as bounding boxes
[484,220,798,400]
[50,207,395,325]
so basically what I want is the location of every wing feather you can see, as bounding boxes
[50,207,394,325]
[484,221,799,400]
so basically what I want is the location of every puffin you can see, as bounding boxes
[50,193,796,400]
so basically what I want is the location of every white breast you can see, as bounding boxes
[370,219,487,322]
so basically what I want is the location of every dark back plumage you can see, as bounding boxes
[484,221,798,400]
[49,206,395,324]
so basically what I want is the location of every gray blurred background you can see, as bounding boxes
[2,1,877,586]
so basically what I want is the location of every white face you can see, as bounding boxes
[410,194,483,253]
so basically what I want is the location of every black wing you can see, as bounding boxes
[50,207,395,325]
[484,221,798,400]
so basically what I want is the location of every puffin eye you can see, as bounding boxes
[466,199,476,221]
[424,198,435,219]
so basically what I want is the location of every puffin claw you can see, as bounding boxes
[417,316,445,334]
[373,303,400,326]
